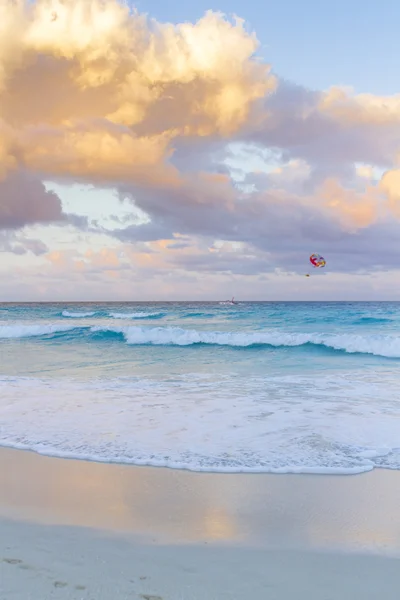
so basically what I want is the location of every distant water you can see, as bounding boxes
[1,301,400,475]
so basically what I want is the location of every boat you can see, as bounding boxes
[219,297,238,305]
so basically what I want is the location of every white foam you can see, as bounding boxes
[0,323,78,338]
[1,371,400,474]
[92,325,400,357]
[62,311,96,318]
[109,312,162,319]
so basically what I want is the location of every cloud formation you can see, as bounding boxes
[1,0,400,298]
[0,169,65,228]
[0,0,274,189]
[113,170,398,276]
[0,231,48,255]
[0,167,88,230]
[249,81,400,176]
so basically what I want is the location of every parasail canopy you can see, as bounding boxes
[309,253,326,268]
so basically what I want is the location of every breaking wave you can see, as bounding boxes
[0,324,77,338]
[108,312,164,320]
[62,311,96,318]
[1,323,400,357]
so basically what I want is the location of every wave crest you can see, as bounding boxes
[0,324,77,338]
[62,310,96,318]
[93,325,400,358]
[1,322,400,358]
[108,312,163,319]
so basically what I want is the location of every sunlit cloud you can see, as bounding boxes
[0,0,275,189]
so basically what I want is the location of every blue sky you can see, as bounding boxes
[137,0,399,94]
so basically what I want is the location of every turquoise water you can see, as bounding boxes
[1,301,400,474]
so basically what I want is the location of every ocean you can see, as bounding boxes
[0,301,399,475]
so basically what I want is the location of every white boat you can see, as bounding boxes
[219,297,238,305]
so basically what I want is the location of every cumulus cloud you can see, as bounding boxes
[121,171,381,239]
[0,169,65,228]
[319,87,400,126]
[0,165,90,230]
[110,167,400,274]
[380,169,400,217]
[0,0,275,189]
[253,80,400,177]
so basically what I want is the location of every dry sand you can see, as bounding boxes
[1,448,400,599]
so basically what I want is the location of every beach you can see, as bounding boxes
[2,301,400,598]
[2,448,400,599]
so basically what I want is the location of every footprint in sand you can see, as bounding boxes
[54,581,68,588]
[2,558,23,565]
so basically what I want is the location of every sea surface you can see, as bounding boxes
[1,301,400,475]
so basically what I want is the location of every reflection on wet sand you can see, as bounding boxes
[2,447,400,555]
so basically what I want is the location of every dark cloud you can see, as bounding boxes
[166,241,192,250]
[18,237,48,255]
[0,231,48,255]
[168,221,400,277]
[0,169,92,233]
[115,178,332,245]
[0,170,65,229]
[247,80,400,178]
[64,213,90,229]
[110,172,400,275]
[112,221,174,243]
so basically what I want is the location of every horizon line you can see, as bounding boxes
[0,300,399,304]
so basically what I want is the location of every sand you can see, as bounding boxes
[1,447,400,599]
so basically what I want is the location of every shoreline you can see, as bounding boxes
[2,446,400,554]
[0,442,377,475]
[2,447,400,598]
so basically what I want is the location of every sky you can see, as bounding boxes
[1,0,400,301]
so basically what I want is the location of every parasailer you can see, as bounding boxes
[309,253,326,268]
[305,253,326,277]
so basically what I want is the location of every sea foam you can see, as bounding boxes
[0,323,77,338]
[93,325,400,358]
[1,372,399,474]
[108,312,163,319]
[62,310,96,318]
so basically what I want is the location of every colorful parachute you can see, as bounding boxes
[309,253,326,268]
